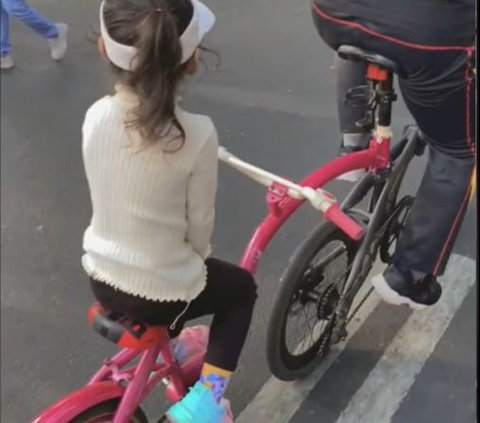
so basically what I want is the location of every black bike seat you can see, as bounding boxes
[337,45,407,79]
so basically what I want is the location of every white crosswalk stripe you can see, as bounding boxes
[334,254,475,423]
[237,254,475,423]
[237,263,383,423]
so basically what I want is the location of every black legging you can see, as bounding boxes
[90,257,257,371]
[312,3,476,277]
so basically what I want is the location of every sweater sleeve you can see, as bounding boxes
[186,124,219,259]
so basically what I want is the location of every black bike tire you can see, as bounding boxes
[70,399,149,423]
[266,220,359,381]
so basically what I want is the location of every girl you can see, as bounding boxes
[82,1,257,422]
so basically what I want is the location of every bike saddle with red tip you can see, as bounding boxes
[88,303,169,351]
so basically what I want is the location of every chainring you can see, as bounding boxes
[317,284,340,320]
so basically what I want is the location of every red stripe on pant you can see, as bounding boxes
[311,3,475,52]
[433,51,476,276]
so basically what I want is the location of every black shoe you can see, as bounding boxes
[371,265,442,310]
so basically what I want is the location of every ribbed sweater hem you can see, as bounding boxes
[83,257,207,303]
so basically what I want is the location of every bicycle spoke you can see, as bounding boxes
[309,315,327,340]
[277,228,360,375]
[302,289,321,302]
[290,246,347,355]
[302,306,315,352]
[311,245,346,269]
[288,303,316,355]
[287,306,307,351]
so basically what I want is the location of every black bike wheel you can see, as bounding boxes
[70,399,149,423]
[267,220,359,381]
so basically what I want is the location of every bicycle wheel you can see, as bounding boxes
[70,399,148,423]
[267,220,359,381]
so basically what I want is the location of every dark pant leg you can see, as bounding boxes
[1,0,58,39]
[334,54,369,137]
[89,278,191,326]
[182,258,257,371]
[90,257,257,371]
[314,13,371,146]
[393,50,476,276]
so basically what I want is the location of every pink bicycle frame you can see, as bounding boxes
[33,337,206,423]
[33,132,390,423]
[239,134,391,273]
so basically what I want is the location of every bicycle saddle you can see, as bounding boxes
[337,45,407,79]
[88,303,169,351]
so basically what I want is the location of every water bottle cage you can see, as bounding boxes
[345,82,397,131]
[345,83,376,130]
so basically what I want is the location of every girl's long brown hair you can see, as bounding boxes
[103,0,194,147]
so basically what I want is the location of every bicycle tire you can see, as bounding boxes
[69,399,149,423]
[267,220,359,381]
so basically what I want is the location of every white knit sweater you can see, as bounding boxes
[82,84,218,302]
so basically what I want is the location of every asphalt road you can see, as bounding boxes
[1,1,476,422]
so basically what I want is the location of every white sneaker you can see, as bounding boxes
[1,55,14,70]
[49,23,68,61]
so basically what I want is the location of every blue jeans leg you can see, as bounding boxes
[1,1,11,56]
[1,0,58,55]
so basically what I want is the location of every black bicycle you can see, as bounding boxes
[266,45,426,381]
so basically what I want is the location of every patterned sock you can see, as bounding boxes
[199,363,233,403]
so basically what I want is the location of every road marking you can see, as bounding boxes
[237,262,384,423]
[334,253,475,423]
[237,254,475,423]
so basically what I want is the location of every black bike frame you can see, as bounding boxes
[337,125,424,321]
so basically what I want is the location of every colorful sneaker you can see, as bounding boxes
[166,382,226,423]
[221,399,235,422]
[371,265,442,310]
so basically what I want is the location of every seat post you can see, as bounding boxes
[377,71,395,127]
[366,63,396,127]
[364,63,396,171]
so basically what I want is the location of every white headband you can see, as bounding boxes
[99,0,215,71]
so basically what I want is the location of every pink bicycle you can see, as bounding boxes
[33,45,424,422]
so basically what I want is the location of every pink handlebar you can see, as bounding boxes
[323,204,364,241]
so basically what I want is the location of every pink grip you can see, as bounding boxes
[324,204,364,241]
